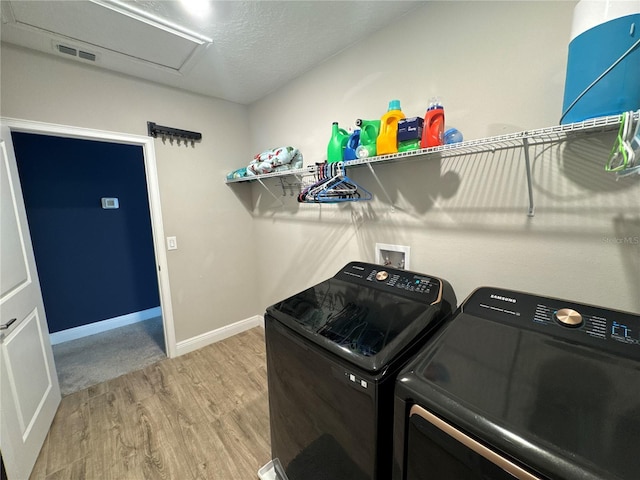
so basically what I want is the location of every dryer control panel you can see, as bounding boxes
[335,262,442,304]
[463,287,640,358]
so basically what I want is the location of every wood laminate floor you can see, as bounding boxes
[28,327,270,480]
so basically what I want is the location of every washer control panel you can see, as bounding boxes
[336,262,441,304]
[464,287,640,357]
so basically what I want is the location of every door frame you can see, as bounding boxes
[1,117,177,357]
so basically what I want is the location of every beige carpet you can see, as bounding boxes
[52,316,165,396]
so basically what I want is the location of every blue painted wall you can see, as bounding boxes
[13,132,160,333]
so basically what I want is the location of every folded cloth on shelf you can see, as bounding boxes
[227,146,303,180]
[246,146,303,176]
[226,167,248,180]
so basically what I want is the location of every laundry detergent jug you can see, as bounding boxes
[376,100,405,155]
[327,122,350,163]
[421,99,445,148]
[354,118,381,158]
[344,129,361,161]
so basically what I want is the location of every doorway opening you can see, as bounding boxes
[3,118,176,395]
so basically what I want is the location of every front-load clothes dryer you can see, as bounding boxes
[393,287,640,480]
[264,261,456,480]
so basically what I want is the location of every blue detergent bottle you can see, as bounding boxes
[344,129,361,161]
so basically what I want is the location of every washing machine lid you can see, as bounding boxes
[399,287,640,480]
[266,262,454,374]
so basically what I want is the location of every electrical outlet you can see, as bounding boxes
[167,236,177,251]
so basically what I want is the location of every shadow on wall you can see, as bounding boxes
[233,131,638,231]
[237,154,463,219]
[227,180,254,211]
[349,156,462,216]
[532,132,640,196]
[238,131,639,313]
[254,210,361,304]
[233,131,639,235]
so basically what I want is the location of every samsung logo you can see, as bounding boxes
[491,294,517,303]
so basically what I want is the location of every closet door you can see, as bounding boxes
[0,126,61,480]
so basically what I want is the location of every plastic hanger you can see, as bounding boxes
[298,162,373,203]
[622,111,635,165]
[606,112,629,173]
[632,112,640,156]
[614,111,640,178]
[298,163,334,202]
[316,175,372,203]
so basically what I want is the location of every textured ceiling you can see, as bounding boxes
[1,0,422,104]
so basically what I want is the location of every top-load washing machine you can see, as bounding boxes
[393,286,640,480]
[264,261,456,480]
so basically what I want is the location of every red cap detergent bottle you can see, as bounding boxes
[420,98,445,148]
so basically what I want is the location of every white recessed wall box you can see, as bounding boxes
[375,243,410,270]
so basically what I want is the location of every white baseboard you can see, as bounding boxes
[49,307,162,345]
[175,315,264,357]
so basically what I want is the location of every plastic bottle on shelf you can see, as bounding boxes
[344,129,361,161]
[444,127,463,144]
[420,98,445,148]
[376,100,405,155]
[327,122,350,163]
[355,118,381,158]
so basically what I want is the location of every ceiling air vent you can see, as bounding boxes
[55,43,97,62]
[4,1,211,74]
[57,44,77,56]
[78,50,96,62]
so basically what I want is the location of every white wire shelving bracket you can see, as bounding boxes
[256,176,284,208]
[225,112,638,215]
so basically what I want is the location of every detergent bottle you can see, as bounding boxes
[376,100,405,155]
[420,98,445,148]
[343,129,361,161]
[354,118,380,158]
[327,122,350,163]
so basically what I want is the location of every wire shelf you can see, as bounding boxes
[225,112,634,185]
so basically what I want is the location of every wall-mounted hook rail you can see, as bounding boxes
[147,122,202,145]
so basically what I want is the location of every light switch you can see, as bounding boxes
[167,236,177,250]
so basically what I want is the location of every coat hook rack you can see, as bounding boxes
[147,121,202,146]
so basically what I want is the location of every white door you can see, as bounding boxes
[0,126,61,480]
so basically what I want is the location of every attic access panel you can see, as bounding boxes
[1,0,210,73]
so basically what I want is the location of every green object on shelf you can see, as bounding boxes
[398,139,421,152]
[327,122,350,163]
[355,118,380,158]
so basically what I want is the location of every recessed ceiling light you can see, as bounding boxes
[179,0,212,18]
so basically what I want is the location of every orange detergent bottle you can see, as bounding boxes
[376,100,405,155]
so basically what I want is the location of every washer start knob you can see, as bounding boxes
[554,308,583,327]
[375,271,389,281]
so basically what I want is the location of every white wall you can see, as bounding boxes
[1,1,638,351]
[247,1,640,313]
[0,44,259,343]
